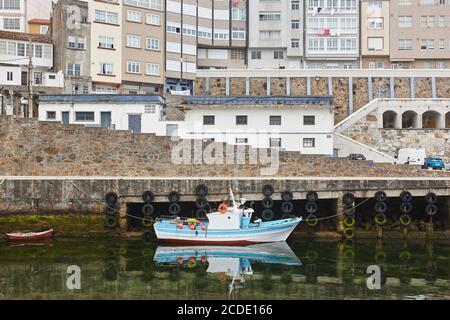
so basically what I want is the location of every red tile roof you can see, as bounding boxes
[28,19,51,25]
[0,30,52,44]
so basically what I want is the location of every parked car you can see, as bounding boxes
[423,156,445,170]
[348,153,366,160]
[395,148,426,165]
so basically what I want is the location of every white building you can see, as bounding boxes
[0,0,53,33]
[305,0,359,69]
[38,95,335,155]
[248,0,304,69]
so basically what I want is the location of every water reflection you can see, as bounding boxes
[0,239,449,300]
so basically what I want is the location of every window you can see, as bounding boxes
[368,61,384,69]
[46,111,56,119]
[273,51,284,59]
[2,0,20,10]
[399,0,413,4]
[146,63,159,76]
[231,49,245,60]
[236,115,248,125]
[40,25,49,35]
[398,16,412,28]
[398,39,412,50]
[292,1,300,9]
[232,28,245,40]
[127,10,141,22]
[95,10,118,24]
[68,36,84,49]
[251,51,261,59]
[99,36,114,49]
[75,112,94,121]
[303,138,315,148]
[259,11,281,21]
[68,36,76,48]
[291,20,300,29]
[368,18,384,29]
[124,0,162,10]
[127,35,141,48]
[368,37,383,51]
[146,37,159,50]
[269,138,281,148]
[17,42,25,56]
[127,60,140,73]
[291,39,300,48]
[203,115,215,125]
[270,116,281,125]
[439,39,445,50]
[368,1,382,8]
[303,116,315,125]
[99,63,114,75]
[236,138,248,144]
[232,8,246,21]
[6,71,13,81]
[82,85,89,94]
[33,72,42,85]
[67,64,81,76]
[4,18,20,30]
[43,45,52,59]
[259,30,280,40]
[146,13,160,25]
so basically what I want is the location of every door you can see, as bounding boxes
[61,111,69,124]
[100,112,112,128]
[21,72,28,86]
[128,114,141,133]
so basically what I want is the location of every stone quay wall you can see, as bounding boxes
[1,116,450,178]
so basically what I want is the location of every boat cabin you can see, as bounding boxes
[206,207,254,230]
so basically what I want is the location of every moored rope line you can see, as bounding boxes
[66,177,399,223]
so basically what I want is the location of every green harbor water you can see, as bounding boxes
[0,238,449,300]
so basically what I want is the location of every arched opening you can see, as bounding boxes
[446,112,450,129]
[402,111,418,129]
[382,111,397,129]
[422,111,441,129]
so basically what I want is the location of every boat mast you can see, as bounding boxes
[229,187,237,209]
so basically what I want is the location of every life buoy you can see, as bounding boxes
[306,191,318,202]
[281,201,294,213]
[343,227,354,239]
[344,216,355,227]
[262,196,274,209]
[400,190,412,202]
[168,191,180,203]
[142,215,153,228]
[400,202,413,214]
[142,190,154,203]
[305,214,318,227]
[168,202,181,215]
[374,212,387,225]
[262,184,274,197]
[261,209,274,221]
[425,192,437,204]
[399,214,412,226]
[218,203,228,214]
[105,192,118,205]
[425,204,438,216]
[343,192,355,205]
[195,184,208,197]
[142,203,155,216]
[195,197,208,208]
[374,201,387,213]
[105,216,118,229]
[374,191,387,202]
[305,201,318,214]
[281,190,293,202]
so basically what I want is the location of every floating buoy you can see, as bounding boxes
[305,201,318,214]
[343,192,355,205]
[177,224,184,229]
[281,190,293,202]
[374,191,387,202]
[105,192,118,205]
[425,204,438,216]
[262,184,274,197]
[141,203,155,216]
[400,190,412,202]
[196,219,201,225]
[305,214,318,227]
[400,202,412,214]
[262,196,274,209]
[168,191,180,203]
[374,212,387,225]
[281,201,294,213]
[177,257,184,264]
[399,214,412,226]
[201,225,206,231]
[425,192,438,204]
[200,256,207,263]
[195,184,209,197]
[142,190,155,203]
[306,191,318,202]
[374,201,387,213]
[189,225,196,230]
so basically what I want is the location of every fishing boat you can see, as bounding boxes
[153,189,302,245]
[6,229,54,241]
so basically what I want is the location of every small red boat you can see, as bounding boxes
[6,229,54,241]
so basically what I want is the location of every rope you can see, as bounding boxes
[65,178,147,221]
[0,179,5,187]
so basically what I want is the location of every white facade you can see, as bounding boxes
[248,0,304,69]
[0,0,52,33]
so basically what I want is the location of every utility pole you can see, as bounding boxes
[27,38,33,118]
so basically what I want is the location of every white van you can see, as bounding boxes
[395,148,426,165]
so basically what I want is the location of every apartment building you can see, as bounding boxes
[390,0,450,69]
[248,0,304,69]
[360,0,390,69]
[121,0,165,94]
[305,0,359,69]
[28,19,51,35]
[89,0,122,93]
[165,0,248,93]
[52,0,92,94]
[0,0,52,33]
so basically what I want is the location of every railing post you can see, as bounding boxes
[348,76,353,114]
[266,76,271,96]
[390,77,395,98]
[225,77,230,96]
[245,77,250,96]
[306,77,311,95]
[410,77,415,98]
[286,77,291,96]
[368,76,373,101]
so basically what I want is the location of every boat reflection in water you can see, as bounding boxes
[153,242,301,297]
